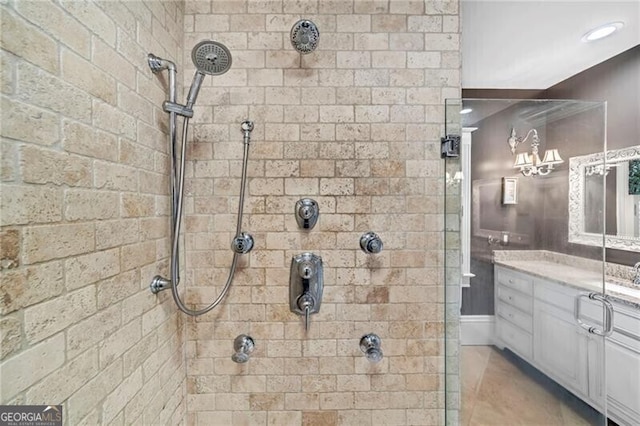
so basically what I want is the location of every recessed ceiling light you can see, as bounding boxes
[582,22,624,42]
[460,108,473,114]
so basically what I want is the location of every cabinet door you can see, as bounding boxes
[587,335,604,408]
[606,339,640,424]
[534,300,589,397]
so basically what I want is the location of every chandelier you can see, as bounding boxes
[508,128,563,176]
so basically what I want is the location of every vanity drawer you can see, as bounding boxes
[580,298,640,344]
[497,318,533,360]
[497,302,533,333]
[497,285,533,314]
[496,267,533,295]
[534,279,577,311]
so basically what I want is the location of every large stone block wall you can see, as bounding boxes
[0,1,186,423]
[181,1,460,424]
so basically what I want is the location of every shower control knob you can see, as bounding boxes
[295,198,319,229]
[360,232,383,254]
[298,261,314,280]
[297,293,314,311]
[231,233,254,254]
[299,205,313,219]
[367,239,382,253]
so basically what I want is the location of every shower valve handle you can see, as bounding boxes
[290,253,323,331]
[297,293,314,332]
[305,306,310,332]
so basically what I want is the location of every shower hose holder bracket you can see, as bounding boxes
[162,101,194,118]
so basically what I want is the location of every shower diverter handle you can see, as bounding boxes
[297,292,314,331]
[289,253,323,332]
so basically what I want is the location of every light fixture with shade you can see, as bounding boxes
[508,127,563,176]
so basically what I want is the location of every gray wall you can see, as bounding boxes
[461,46,640,316]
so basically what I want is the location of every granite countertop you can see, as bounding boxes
[493,253,640,310]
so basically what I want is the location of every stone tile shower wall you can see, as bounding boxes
[0,1,186,423]
[183,1,460,424]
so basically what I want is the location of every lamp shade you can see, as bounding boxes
[541,149,564,165]
[513,153,532,169]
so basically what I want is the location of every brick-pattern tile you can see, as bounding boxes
[182,0,459,424]
[0,0,187,423]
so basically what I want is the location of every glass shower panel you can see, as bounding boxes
[444,99,462,426]
[444,99,609,426]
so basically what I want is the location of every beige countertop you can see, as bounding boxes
[494,257,640,309]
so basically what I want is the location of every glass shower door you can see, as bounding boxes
[444,98,610,426]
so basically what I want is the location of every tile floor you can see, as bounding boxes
[461,346,604,426]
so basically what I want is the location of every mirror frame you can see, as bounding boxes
[568,145,640,251]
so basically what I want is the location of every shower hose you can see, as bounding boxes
[167,116,251,316]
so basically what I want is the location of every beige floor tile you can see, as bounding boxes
[461,346,492,426]
[461,346,597,426]
[559,402,595,426]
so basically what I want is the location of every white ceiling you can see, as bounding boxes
[461,0,640,89]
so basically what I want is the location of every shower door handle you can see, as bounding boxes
[574,292,614,337]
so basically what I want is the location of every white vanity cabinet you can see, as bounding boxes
[532,280,590,400]
[581,297,640,425]
[605,337,640,425]
[494,265,640,426]
[494,267,533,362]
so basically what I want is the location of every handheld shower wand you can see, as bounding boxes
[149,41,252,317]
[156,40,233,118]
[185,72,205,111]
[185,40,232,111]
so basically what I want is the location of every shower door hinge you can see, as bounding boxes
[441,134,461,158]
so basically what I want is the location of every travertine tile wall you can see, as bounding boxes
[443,100,462,426]
[182,1,460,424]
[0,1,186,423]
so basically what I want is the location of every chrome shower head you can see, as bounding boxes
[185,41,232,110]
[191,40,232,75]
[290,19,319,54]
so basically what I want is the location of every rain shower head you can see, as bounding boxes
[185,40,232,110]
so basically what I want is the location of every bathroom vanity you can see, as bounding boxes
[493,252,640,426]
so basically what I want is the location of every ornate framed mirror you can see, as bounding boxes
[568,145,640,251]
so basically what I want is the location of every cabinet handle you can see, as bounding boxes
[574,292,614,337]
